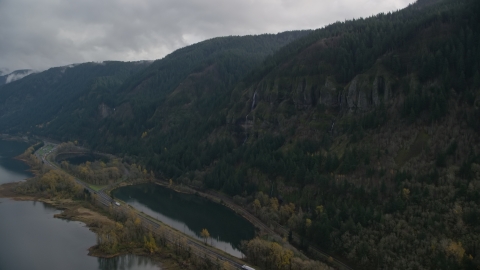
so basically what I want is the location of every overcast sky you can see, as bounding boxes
[0,0,414,72]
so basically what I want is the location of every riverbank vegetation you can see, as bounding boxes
[14,170,83,199]
[60,159,123,186]
[55,142,154,186]
[91,212,223,270]
[14,146,83,198]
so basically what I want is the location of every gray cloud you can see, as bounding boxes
[0,0,413,71]
[0,68,10,76]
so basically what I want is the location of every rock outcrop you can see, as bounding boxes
[319,77,338,108]
[340,74,391,113]
[98,103,112,119]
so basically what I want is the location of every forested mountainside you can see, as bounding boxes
[223,0,480,268]
[2,0,480,268]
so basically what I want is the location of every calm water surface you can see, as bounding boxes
[0,139,33,184]
[112,183,255,258]
[0,199,161,270]
[0,140,160,270]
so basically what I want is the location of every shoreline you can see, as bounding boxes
[0,181,177,269]
[0,134,31,143]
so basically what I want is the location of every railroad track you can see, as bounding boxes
[139,214,243,268]
[37,144,249,270]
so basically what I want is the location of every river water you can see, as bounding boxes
[0,139,160,270]
[112,183,255,258]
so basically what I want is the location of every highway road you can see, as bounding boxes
[37,143,251,270]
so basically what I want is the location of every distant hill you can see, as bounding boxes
[1,0,480,269]
[0,61,152,131]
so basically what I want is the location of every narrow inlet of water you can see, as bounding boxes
[112,183,255,258]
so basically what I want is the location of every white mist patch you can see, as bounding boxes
[5,70,37,84]
[58,63,80,73]
[134,60,155,65]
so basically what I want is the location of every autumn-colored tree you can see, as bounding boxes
[253,199,261,214]
[200,228,210,244]
[156,226,168,247]
[222,261,231,270]
[279,202,295,223]
[60,160,69,170]
[445,241,465,262]
[270,197,279,212]
[143,232,157,254]
[305,218,312,228]
[97,230,119,254]
[134,217,142,227]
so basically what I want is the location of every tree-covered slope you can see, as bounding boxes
[34,31,311,153]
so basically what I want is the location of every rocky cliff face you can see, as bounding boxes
[339,73,391,113]
[291,77,339,110]
[320,78,339,108]
[232,68,394,133]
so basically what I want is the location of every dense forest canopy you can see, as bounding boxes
[1,0,480,268]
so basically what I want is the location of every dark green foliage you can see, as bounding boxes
[361,104,387,130]
[365,167,376,178]
[402,86,449,122]
[463,209,480,226]
[417,169,440,185]
[436,141,458,167]
[324,154,340,173]
[457,161,474,180]
[436,152,447,167]
[395,170,413,183]
[446,141,458,156]
[339,148,360,174]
